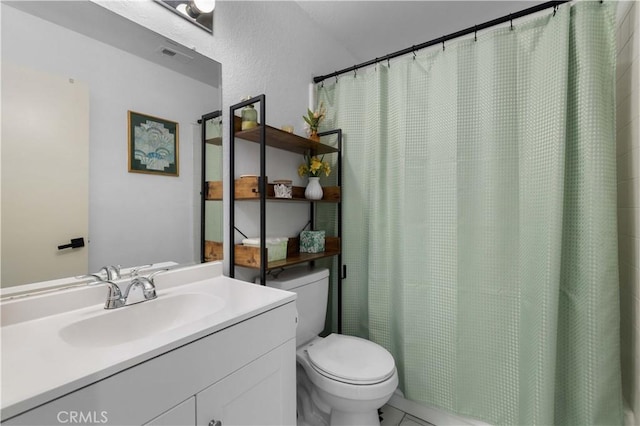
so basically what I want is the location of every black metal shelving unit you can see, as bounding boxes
[229,95,344,332]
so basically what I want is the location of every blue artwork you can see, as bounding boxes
[129,111,179,176]
[134,121,175,171]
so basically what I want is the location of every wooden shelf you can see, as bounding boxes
[204,240,223,262]
[234,237,340,270]
[206,181,223,200]
[235,125,339,155]
[233,177,340,202]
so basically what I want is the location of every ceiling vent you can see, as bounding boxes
[161,47,177,57]
[155,46,194,64]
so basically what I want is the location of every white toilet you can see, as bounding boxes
[264,266,398,426]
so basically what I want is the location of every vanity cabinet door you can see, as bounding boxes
[196,339,296,426]
[144,397,195,426]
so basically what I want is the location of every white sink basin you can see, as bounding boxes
[59,292,225,347]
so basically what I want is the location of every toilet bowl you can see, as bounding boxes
[297,335,398,425]
[262,267,398,426]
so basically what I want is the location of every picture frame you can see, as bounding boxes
[128,110,179,176]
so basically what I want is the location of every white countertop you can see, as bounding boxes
[0,263,296,421]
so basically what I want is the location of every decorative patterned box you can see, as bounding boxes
[300,230,325,253]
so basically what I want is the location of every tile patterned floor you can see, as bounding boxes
[379,404,435,426]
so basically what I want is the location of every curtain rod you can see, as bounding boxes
[312,0,571,84]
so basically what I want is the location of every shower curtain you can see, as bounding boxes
[318,2,621,425]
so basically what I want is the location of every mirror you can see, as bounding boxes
[1,1,222,288]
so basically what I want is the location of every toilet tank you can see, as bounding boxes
[262,266,329,346]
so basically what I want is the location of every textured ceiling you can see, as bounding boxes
[296,1,548,64]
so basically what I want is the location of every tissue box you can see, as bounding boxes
[242,237,289,261]
[299,231,325,253]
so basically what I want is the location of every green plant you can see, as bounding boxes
[303,102,326,134]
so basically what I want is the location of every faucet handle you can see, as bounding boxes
[98,265,121,281]
[125,276,157,303]
[129,263,154,277]
[75,273,103,283]
[111,265,122,280]
[87,280,124,309]
[147,269,169,283]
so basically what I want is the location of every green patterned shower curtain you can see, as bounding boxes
[318,2,621,425]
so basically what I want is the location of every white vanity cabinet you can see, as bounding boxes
[195,340,295,425]
[146,397,195,426]
[4,300,297,426]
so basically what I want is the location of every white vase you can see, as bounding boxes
[305,177,323,200]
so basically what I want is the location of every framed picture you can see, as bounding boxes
[128,110,179,176]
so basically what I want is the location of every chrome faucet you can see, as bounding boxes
[124,276,157,304]
[99,265,121,281]
[88,280,126,309]
[76,273,103,282]
[89,275,161,309]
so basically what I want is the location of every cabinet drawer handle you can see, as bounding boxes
[209,420,222,426]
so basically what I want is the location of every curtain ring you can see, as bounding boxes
[442,36,445,51]
[412,47,417,60]
[553,5,557,16]
[320,80,324,88]
[387,58,391,68]
[474,25,477,42]
[353,67,357,78]
[510,14,514,30]
[335,74,338,84]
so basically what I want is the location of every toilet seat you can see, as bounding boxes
[305,334,396,385]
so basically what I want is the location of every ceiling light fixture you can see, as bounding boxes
[193,0,215,14]
[156,0,214,33]
[185,0,215,18]
[176,3,189,16]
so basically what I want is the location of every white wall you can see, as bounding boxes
[209,1,357,278]
[616,2,640,425]
[2,5,220,272]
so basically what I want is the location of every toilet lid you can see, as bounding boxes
[306,334,396,384]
